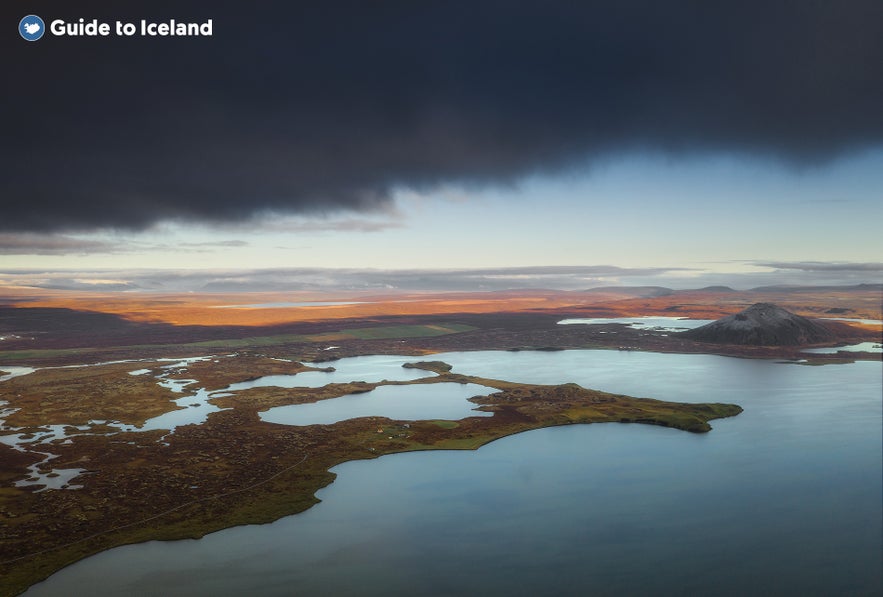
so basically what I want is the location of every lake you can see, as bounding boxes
[24,349,883,596]
[802,342,882,354]
[259,382,493,426]
[557,316,713,331]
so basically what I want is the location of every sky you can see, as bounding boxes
[2,1,882,292]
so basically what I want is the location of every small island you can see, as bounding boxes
[401,360,454,373]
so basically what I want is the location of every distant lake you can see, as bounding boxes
[557,316,713,332]
[0,366,35,382]
[25,350,883,596]
[802,342,882,354]
[223,354,435,391]
[260,382,493,426]
[822,317,883,326]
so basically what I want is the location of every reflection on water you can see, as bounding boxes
[822,317,883,326]
[0,366,36,382]
[24,350,882,596]
[557,316,712,331]
[223,354,435,391]
[15,456,86,492]
[802,342,882,354]
[260,382,493,426]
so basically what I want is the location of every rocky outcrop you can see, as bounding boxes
[679,303,835,346]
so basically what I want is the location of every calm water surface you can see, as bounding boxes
[223,354,434,391]
[802,342,882,354]
[557,316,712,331]
[25,350,882,596]
[260,382,493,426]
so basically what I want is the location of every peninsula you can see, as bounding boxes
[1,355,739,595]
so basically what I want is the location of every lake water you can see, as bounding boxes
[0,366,36,382]
[223,354,435,391]
[260,382,493,426]
[23,350,883,596]
[557,316,713,332]
[821,317,883,326]
[802,342,883,354]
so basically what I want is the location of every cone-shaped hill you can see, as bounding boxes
[679,303,836,346]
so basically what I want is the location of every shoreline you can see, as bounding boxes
[1,353,742,596]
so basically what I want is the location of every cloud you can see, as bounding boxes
[0,233,255,256]
[754,261,883,273]
[2,1,882,232]
[24,278,143,291]
[146,239,249,254]
[0,265,691,293]
[258,217,404,234]
[178,240,249,248]
[728,260,883,287]
[0,233,120,255]
[0,261,879,293]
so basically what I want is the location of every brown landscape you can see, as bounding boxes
[0,285,880,595]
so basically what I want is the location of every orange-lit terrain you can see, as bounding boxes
[2,285,880,328]
[0,288,627,326]
[1,285,877,365]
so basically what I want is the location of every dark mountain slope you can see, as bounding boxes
[680,303,836,346]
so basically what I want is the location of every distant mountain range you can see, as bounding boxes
[580,283,881,295]
[748,283,883,292]
[580,286,674,297]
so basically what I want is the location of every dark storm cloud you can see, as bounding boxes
[3,1,882,232]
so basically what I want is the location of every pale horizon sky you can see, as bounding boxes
[1,149,881,292]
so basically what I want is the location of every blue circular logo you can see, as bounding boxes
[19,15,45,41]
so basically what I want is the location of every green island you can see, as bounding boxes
[0,353,741,595]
